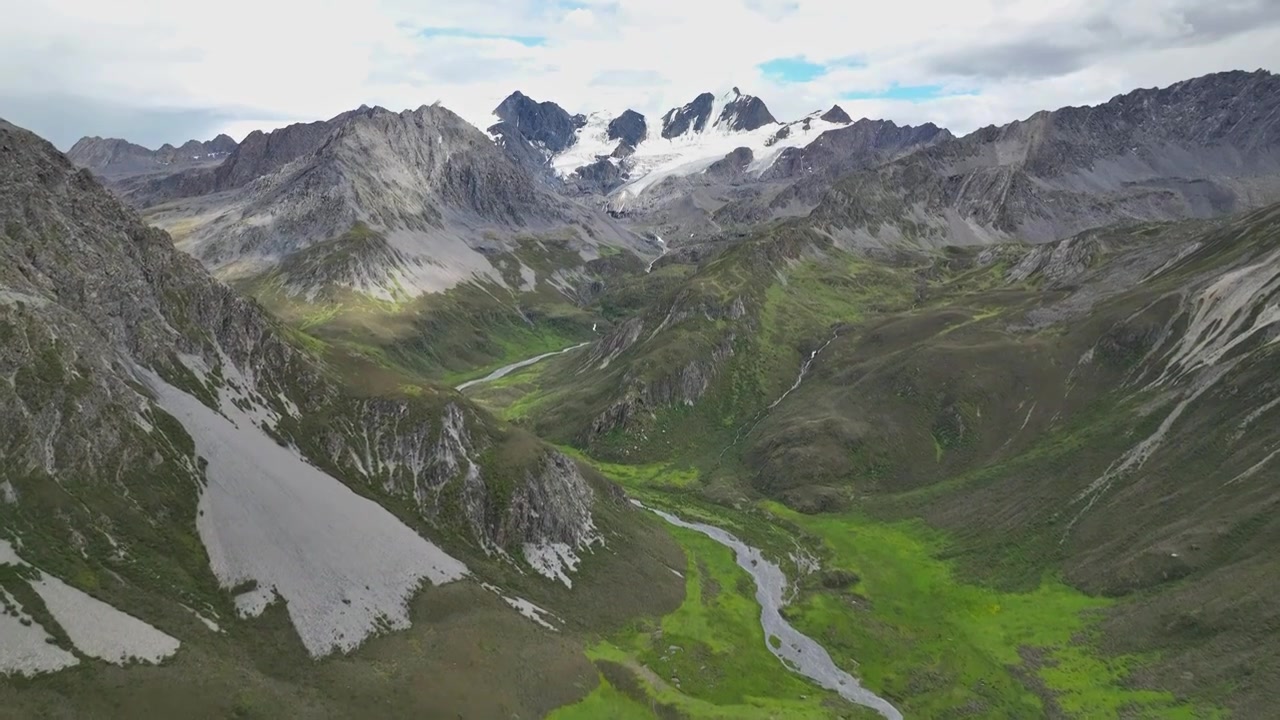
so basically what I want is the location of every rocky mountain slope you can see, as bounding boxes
[124,104,644,300]
[0,118,681,715]
[812,69,1280,248]
[67,133,236,180]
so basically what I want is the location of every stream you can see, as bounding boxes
[455,342,589,391]
[641,502,903,719]
[718,330,840,462]
[646,235,668,273]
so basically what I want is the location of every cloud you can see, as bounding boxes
[591,69,667,86]
[418,27,546,47]
[926,0,1280,80]
[0,0,1277,148]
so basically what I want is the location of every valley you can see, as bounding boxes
[4,66,1280,720]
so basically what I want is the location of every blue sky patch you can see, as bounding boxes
[758,57,828,83]
[418,27,547,47]
[842,84,977,102]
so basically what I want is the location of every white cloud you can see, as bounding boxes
[0,0,1276,149]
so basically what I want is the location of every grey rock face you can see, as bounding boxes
[118,112,356,206]
[660,89,778,139]
[820,105,852,124]
[487,119,556,177]
[67,133,238,181]
[813,69,1280,247]
[213,116,342,190]
[661,92,716,138]
[569,157,626,195]
[705,147,755,182]
[695,119,953,230]
[607,110,647,147]
[761,119,952,184]
[1006,233,1102,287]
[493,91,585,154]
[716,88,777,132]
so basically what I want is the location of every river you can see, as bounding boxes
[641,502,903,720]
[455,342,589,391]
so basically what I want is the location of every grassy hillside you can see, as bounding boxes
[474,205,1280,717]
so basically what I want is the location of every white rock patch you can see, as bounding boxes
[0,588,80,676]
[0,480,16,505]
[523,542,584,588]
[137,366,469,658]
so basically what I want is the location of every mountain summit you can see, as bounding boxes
[66,133,237,179]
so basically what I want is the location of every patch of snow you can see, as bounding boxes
[480,583,561,631]
[1019,402,1037,431]
[614,116,847,204]
[551,103,850,208]
[234,585,278,618]
[2,541,178,667]
[523,542,584,588]
[182,604,223,633]
[0,539,24,566]
[0,480,16,505]
[29,573,180,665]
[136,365,469,658]
[0,588,79,677]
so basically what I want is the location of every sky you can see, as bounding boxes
[1,0,1278,150]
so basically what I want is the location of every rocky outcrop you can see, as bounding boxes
[661,92,716,138]
[759,119,952,184]
[569,157,626,195]
[117,112,360,206]
[705,147,755,182]
[586,335,737,439]
[716,88,777,132]
[1006,233,1103,287]
[492,91,585,154]
[320,397,600,559]
[212,116,340,190]
[812,69,1280,247]
[607,110,647,148]
[67,133,238,181]
[820,105,852,124]
[660,89,778,139]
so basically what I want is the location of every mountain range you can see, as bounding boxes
[4,67,1280,719]
[70,70,1280,299]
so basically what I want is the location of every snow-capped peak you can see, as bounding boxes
[490,87,856,205]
